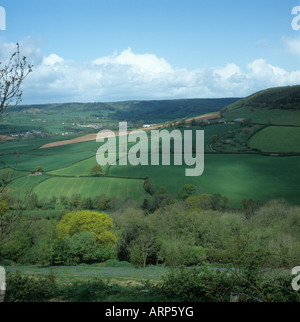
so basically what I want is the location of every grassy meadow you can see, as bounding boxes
[33,176,147,202]
[249,126,300,153]
[1,117,300,206]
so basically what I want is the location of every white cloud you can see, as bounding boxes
[43,53,64,66]
[1,39,299,104]
[93,48,174,77]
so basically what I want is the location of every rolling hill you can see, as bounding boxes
[222,85,300,112]
[2,85,300,207]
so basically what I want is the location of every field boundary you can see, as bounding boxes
[45,154,96,173]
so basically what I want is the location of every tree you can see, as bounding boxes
[0,200,11,244]
[129,230,157,267]
[0,44,33,245]
[90,165,103,176]
[178,184,196,200]
[34,166,44,173]
[68,194,82,209]
[210,134,219,143]
[25,193,40,210]
[57,210,118,246]
[158,186,168,195]
[191,118,197,126]
[0,43,33,118]
[95,197,112,211]
[56,232,116,265]
[144,179,155,196]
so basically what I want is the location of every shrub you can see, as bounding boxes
[5,272,57,302]
[55,232,117,265]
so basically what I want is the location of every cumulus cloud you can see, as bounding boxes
[1,39,299,104]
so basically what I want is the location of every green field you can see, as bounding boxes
[32,176,148,202]
[223,107,300,126]
[48,156,106,176]
[6,175,49,200]
[6,265,170,285]
[3,127,300,206]
[2,97,300,207]
[109,154,300,206]
[249,126,300,153]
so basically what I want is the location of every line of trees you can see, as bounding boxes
[1,183,299,269]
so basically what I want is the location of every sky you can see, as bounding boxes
[0,0,300,104]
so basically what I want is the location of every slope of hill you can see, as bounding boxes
[11,97,239,122]
[222,85,300,113]
[108,98,239,122]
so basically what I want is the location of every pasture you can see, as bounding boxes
[32,176,148,202]
[223,107,300,126]
[5,265,170,285]
[2,117,300,207]
[109,154,300,206]
[249,126,300,153]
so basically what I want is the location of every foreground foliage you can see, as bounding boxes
[4,265,299,302]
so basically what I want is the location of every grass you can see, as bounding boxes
[3,120,300,207]
[1,151,96,172]
[32,176,148,202]
[48,155,108,176]
[249,126,300,153]
[6,175,49,200]
[109,154,300,206]
[5,265,170,286]
[223,107,300,126]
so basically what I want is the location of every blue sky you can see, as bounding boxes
[0,0,300,103]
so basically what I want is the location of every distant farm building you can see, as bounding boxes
[234,118,245,123]
[143,124,157,128]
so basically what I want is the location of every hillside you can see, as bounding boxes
[108,98,239,122]
[11,97,239,121]
[222,85,300,113]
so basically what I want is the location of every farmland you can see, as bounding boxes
[1,86,300,303]
[32,176,147,202]
[1,91,300,206]
[249,126,300,153]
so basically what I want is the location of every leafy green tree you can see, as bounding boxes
[95,197,112,211]
[25,193,40,210]
[68,194,82,209]
[178,184,196,200]
[142,198,150,214]
[158,186,168,194]
[0,200,11,244]
[21,220,58,266]
[90,165,103,176]
[129,230,157,267]
[57,210,118,246]
[82,197,94,210]
[191,118,197,126]
[144,179,155,196]
[210,134,219,143]
[34,166,44,173]
[158,235,205,267]
[55,232,116,265]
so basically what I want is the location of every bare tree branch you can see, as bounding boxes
[0,43,33,117]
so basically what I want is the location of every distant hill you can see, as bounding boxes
[222,85,300,113]
[107,98,239,123]
[12,98,240,123]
